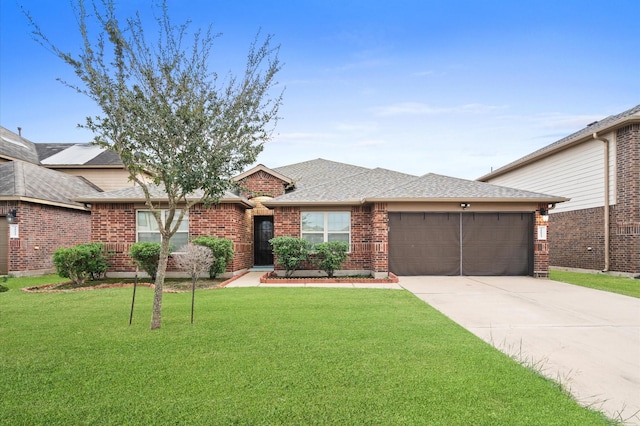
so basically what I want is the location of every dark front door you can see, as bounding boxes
[254,216,274,266]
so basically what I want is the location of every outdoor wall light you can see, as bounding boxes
[539,207,549,222]
[6,208,17,224]
[460,203,471,209]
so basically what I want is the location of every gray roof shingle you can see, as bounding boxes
[264,159,566,205]
[74,184,252,206]
[371,173,566,201]
[0,160,101,208]
[273,158,371,189]
[0,126,40,164]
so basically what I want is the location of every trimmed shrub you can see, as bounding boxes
[269,236,311,278]
[130,242,162,280]
[52,242,110,286]
[313,241,349,278]
[192,236,234,278]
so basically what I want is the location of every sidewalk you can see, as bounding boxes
[225,271,403,289]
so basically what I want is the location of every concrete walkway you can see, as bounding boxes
[400,276,640,424]
[225,272,640,423]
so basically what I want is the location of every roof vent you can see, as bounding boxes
[587,121,598,126]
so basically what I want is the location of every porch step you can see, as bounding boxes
[249,265,274,272]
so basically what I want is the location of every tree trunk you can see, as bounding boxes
[150,235,172,330]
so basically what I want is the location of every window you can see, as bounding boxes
[137,210,189,250]
[301,212,350,245]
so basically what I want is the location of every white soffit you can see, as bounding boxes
[41,144,106,165]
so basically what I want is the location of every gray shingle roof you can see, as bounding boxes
[74,184,252,206]
[273,158,371,189]
[478,104,640,181]
[0,126,40,164]
[270,167,418,203]
[0,160,101,208]
[263,159,566,205]
[370,173,566,201]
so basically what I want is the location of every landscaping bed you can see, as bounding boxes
[260,272,399,284]
[22,277,229,293]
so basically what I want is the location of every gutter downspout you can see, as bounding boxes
[593,132,610,272]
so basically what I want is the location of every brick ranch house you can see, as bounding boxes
[479,104,639,277]
[0,125,136,276]
[76,159,567,278]
[0,160,101,276]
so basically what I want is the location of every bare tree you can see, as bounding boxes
[25,0,283,329]
[173,243,215,324]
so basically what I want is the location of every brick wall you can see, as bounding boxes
[91,202,252,274]
[4,201,91,274]
[237,170,288,198]
[548,124,639,275]
[533,205,550,277]
[611,123,639,273]
[272,205,384,274]
[549,207,604,271]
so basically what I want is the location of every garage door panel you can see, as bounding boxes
[462,213,532,275]
[389,213,460,275]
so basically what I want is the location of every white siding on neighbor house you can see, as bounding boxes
[52,168,134,192]
[487,135,616,214]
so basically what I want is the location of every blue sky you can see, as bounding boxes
[1,0,638,179]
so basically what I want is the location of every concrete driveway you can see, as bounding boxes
[399,276,640,424]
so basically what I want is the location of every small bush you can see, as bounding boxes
[130,242,162,280]
[269,236,311,278]
[313,241,349,278]
[192,236,234,278]
[52,242,110,286]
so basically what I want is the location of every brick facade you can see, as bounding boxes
[2,201,91,275]
[84,167,557,278]
[550,124,639,275]
[237,170,288,199]
[533,205,550,278]
[91,202,253,275]
[611,123,639,274]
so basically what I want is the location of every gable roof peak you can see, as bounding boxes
[233,164,293,184]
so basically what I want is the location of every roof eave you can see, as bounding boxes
[72,196,255,208]
[364,196,570,203]
[478,114,640,181]
[0,196,91,211]
[262,199,362,207]
[43,164,124,169]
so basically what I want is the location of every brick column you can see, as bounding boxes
[371,202,389,278]
[533,204,550,278]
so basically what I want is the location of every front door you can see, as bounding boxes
[254,216,274,266]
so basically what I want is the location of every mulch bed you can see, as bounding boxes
[260,272,399,284]
[22,277,236,293]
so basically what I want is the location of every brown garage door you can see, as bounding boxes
[389,212,533,276]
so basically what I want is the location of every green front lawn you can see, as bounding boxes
[0,276,611,425]
[550,270,640,298]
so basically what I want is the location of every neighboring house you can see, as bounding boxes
[478,104,640,276]
[76,158,567,279]
[0,126,126,276]
[36,142,133,191]
[0,160,101,275]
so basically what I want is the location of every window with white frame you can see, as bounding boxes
[137,210,189,251]
[301,211,350,245]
